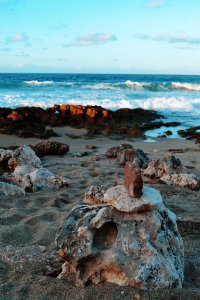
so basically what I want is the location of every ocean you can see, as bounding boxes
[0,73,200,138]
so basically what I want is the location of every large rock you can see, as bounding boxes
[143,154,184,178]
[162,173,200,191]
[0,145,69,194]
[56,202,183,288]
[56,165,184,289]
[105,144,149,167]
[144,154,200,190]
[8,145,42,172]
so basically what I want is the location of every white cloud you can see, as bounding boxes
[135,33,200,45]
[64,32,117,47]
[146,0,165,8]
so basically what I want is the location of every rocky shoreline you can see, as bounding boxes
[0,105,182,139]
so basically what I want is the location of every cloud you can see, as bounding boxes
[135,33,200,45]
[6,33,30,46]
[146,0,165,8]
[8,33,28,42]
[63,32,117,47]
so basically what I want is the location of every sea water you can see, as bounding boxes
[0,73,200,137]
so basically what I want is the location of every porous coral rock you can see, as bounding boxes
[56,200,184,289]
[56,166,184,289]
[143,154,184,179]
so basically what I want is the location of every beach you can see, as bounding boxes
[0,124,200,299]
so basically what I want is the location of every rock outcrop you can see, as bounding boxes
[144,154,200,190]
[56,162,184,289]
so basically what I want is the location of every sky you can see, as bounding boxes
[0,0,200,74]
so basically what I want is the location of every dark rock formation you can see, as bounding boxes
[0,105,162,138]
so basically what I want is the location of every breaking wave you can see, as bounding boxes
[23,80,54,86]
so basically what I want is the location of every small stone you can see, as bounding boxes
[124,162,143,198]
[85,145,97,150]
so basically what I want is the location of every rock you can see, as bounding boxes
[143,154,184,178]
[161,173,200,191]
[124,162,143,198]
[117,149,136,165]
[73,151,91,157]
[8,145,42,172]
[135,149,149,167]
[56,198,184,288]
[32,141,69,157]
[165,130,172,136]
[105,144,133,159]
[56,165,184,289]
[85,145,97,150]
[0,149,13,163]
[0,181,25,196]
[85,185,163,213]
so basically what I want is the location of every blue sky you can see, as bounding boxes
[0,0,200,74]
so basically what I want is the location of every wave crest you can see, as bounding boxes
[23,80,54,86]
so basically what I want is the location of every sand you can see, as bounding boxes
[0,126,200,299]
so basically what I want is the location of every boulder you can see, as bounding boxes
[143,154,184,178]
[56,165,184,289]
[8,145,42,172]
[144,154,200,190]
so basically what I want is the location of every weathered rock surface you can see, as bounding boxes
[0,181,25,196]
[105,144,149,167]
[162,173,200,191]
[56,202,184,288]
[144,154,200,190]
[56,165,184,289]
[32,141,69,157]
[144,154,184,178]
[0,145,70,195]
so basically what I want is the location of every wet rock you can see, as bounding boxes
[124,162,143,198]
[56,168,184,289]
[143,154,184,179]
[32,141,69,157]
[161,173,200,191]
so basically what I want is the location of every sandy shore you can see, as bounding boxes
[0,126,200,299]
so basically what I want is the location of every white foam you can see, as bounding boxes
[172,82,200,91]
[23,80,54,86]
[125,80,146,88]
[83,83,117,90]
